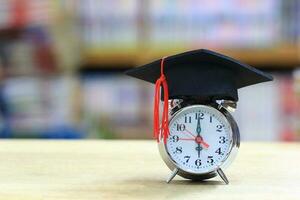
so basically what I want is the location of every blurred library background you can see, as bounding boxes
[0,0,299,141]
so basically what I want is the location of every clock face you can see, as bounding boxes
[166,105,233,174]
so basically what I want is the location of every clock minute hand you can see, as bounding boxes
[196,115,202,158]
[196,114,201,135]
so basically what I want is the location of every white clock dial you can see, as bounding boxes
[166,105,233,174]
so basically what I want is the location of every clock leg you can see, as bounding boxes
[166,168,178,183]
[217,168,229,184]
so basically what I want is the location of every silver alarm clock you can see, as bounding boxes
[158,100,240,184]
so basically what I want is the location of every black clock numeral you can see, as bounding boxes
[175,146,182,154]
[215,147,222,155]
[195,159,201,166]
[184,115,192,123]
[184,156,191,163]
[207,156,214,164]
[219,136,226,144]
[210,116,212,123]
[177,124,186,131]
[171,135,179,142]
[195,112,204,120]
[216,125,223,132]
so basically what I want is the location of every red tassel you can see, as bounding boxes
[153,57,169,144]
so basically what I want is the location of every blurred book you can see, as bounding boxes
[0,0,57,29]
[234,78,281,141]
[81,73,152,139]
[147,0,280,49]
[1,76,83,138]
[78,0,139,55]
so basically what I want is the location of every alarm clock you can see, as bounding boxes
[158,100,239,184]
[125,49,273,184]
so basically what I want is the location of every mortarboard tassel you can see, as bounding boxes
[153,57,169,144]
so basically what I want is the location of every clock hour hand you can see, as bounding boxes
[197,144,201,157]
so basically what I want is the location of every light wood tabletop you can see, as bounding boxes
[0,140,299,200]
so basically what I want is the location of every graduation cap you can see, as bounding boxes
[125,49,273,143]
[126,49,273,101]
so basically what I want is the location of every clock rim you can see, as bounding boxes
[158,103,240,180]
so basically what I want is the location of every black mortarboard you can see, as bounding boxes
[125,49,273,101]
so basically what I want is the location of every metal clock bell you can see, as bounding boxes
[126,49,273,184]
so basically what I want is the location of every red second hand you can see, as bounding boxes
[200,140,210,148]
[184,129,196,138]
[178,138,194,140]
[178,128,210,148]
[178,137,210,149]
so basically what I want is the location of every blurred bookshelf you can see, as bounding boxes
[79,0,300,69]
[0,0,300,141]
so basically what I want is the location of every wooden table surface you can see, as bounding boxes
[0,140,299,200]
